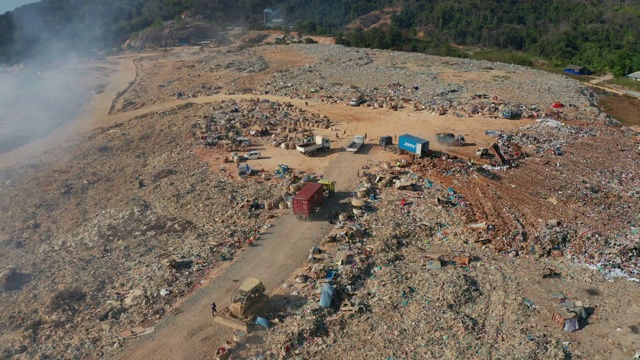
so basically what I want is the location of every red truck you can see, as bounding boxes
[293,183,324,219]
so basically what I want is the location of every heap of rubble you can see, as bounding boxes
[0,103,319,358]
[192,99,335,151]
[255,44,601,121]
[239,160,566,359]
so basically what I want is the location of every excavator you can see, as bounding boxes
[214,278,267,331]
[490,143,509,165]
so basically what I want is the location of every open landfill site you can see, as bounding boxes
[0,38,639,360]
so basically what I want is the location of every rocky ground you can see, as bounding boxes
[0,102,305,358]
[240,149,639,359]
[0,40,639,359]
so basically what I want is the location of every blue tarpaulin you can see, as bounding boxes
[319,283,334,308]
[326,270,337,281]
[255,317,270,328]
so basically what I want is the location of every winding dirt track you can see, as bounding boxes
[0,50,531,359]
[118,150,365,359]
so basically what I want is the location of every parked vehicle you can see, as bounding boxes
[317,179,336,196]
[243,151,261,160]
[296,136,331,156]
[214,277,267,332]
[293,183,324,219]
[349,94,365,106]
[398,134,430,157]
[501,109,521,119]
[346,135,365,152]
[236,137,251,147]
[436,133,465,146]
[203,134,224,148]
[379,136,393,147]
[238,164,254,176]
[379,135,404,154]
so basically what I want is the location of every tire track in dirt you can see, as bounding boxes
[109,58,140,115]
[117,142,372,359]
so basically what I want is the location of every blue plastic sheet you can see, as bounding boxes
[319,283,334,308]
[255,317,270,328]
[326,270,337,281]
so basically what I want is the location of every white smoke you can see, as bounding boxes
[263,7,286,28]
[0,2,100,155]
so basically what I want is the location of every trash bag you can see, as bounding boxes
[319,283,334,308]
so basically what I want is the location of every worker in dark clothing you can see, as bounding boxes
[211,302,217,317]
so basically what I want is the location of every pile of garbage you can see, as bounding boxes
[254,44,600,121]
[243,161,566,359]
[0,103,308,358]
[193,99,335,151]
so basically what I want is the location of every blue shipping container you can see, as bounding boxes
[398,134,430,157]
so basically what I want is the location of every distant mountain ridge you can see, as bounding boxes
[0,0,638,74]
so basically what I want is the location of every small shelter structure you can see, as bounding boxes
[563,65,590,75]
[626,71,640,81]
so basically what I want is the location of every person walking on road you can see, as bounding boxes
[211,302,217,317]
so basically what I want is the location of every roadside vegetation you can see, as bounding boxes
[605,77,640,92]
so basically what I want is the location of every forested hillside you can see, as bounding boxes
[1,0,639,75]
[0,0,385,61]
[338,0,640,75]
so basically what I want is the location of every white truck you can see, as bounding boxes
[346,135,365,152]
[296,135,331,156]
[349,95,365,106]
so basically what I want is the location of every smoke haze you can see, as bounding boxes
[0,65,89,153]
[0,0,36,14]
[0,1,100,155]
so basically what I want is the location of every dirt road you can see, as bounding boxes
[0,42,527,172]
[0,48,570,359]
[585,74,640,99]
[118,135,370,359]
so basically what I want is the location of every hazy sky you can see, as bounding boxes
[0,0,37,14]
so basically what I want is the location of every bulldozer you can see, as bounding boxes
[214,278,267,331]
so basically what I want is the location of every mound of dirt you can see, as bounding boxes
[345,8,400,31]
[125,22,230,49]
